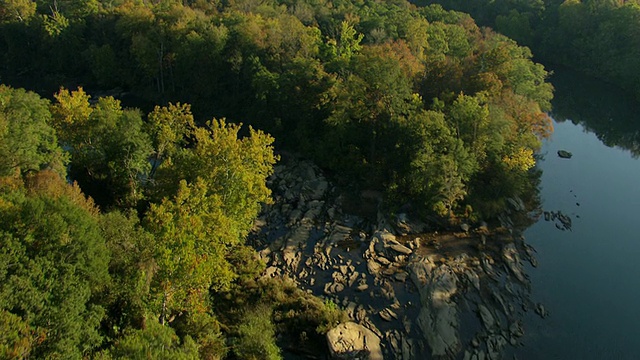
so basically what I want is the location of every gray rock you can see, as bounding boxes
[326,322,383,360]
[388,243,412,255]
[367,259,382,276]
[509,321,524,338]
[557,150,573,158]
[478,304,495,330]
[339,265,349,275]
[301,201,323,223]
[374,230,396,244]
[307,179,328,200]
[506,197,525,212]
[535,303,549,318]
[402,337,413,360]
[329,225,352,244]
[348,272,359,287]
[464,269,481,291]
[503,243,526,283]
[387,330,401,353]
[346,302,358,319]
[288,208,302,224]
[410,257,460,357]
[264,266,279,278]
[394,272,408,282]
[379,308,398,322]
[332,283,345,293]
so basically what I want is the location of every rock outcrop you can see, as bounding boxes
[251,155,543,360]
[409,256,460,357]
[326,322,383,360]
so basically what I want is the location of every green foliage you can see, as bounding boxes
[171,312,228,360]
[0,171,109,359]
[145,179,238,319]
[106,318,200,360]
[233,304,281,360]
[51,88,153,208]
[144,118,277,323]
[147,102,195,168]
[0,0,555,221]
[0,0,36,23]
[0,0,566,356]
[0,85,67,177]
[396,109,475,216]
[99,210,154,338]
[426,0,640,99]
[155,119,277,235]
[265,279,347,334]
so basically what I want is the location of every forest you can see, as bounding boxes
[0,0,612,358]
[419,0,640,99]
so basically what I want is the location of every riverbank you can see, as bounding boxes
[250,154,545,359]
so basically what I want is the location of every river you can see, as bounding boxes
[514,68,640,359]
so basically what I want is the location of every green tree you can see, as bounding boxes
[99,210,155,339]
[233,304,281,360]
[398,110,475,217]
[145,119,277,323]
[0,0,36,23]
[0,85,67,177]
[51,88,153,208]
[0,171,109,359]
[145,179,237,324]
[156,119,278,233]
[105,318,199,360]
[146,102,196,179]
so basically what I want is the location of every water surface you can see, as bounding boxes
[517,69,640,359]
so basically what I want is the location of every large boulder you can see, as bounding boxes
[373,229,396,244]
[410,256,460,358]
[326,322,383,360]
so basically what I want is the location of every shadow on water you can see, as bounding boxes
[549,66,640,157]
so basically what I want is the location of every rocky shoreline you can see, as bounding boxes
[250,155,546,359]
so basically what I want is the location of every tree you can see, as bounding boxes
[145,179,237,324]
[144,119,277,323]
[99,210,155,339]
[105,318,200,360]
[0,171,109,359]
[146,102,196,179]
[233,304,281,360]
[398,110,475,217]
[0,85,67,177]
[155,119,278,234]
[0,0,36,23]
[51,88,153,208]
[448,92,490,157]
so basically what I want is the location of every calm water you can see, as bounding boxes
[516,70,640,359]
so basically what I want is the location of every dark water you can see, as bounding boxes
[515,69,640,359]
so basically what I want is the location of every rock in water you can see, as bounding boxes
[326,322,383,360]
[502,243,526,283]
[478,304,495,330]
[557,150,573,158]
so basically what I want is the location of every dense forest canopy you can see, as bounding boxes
[0,0,554,216]
[0,0,558,358]
[419,0,640,99]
